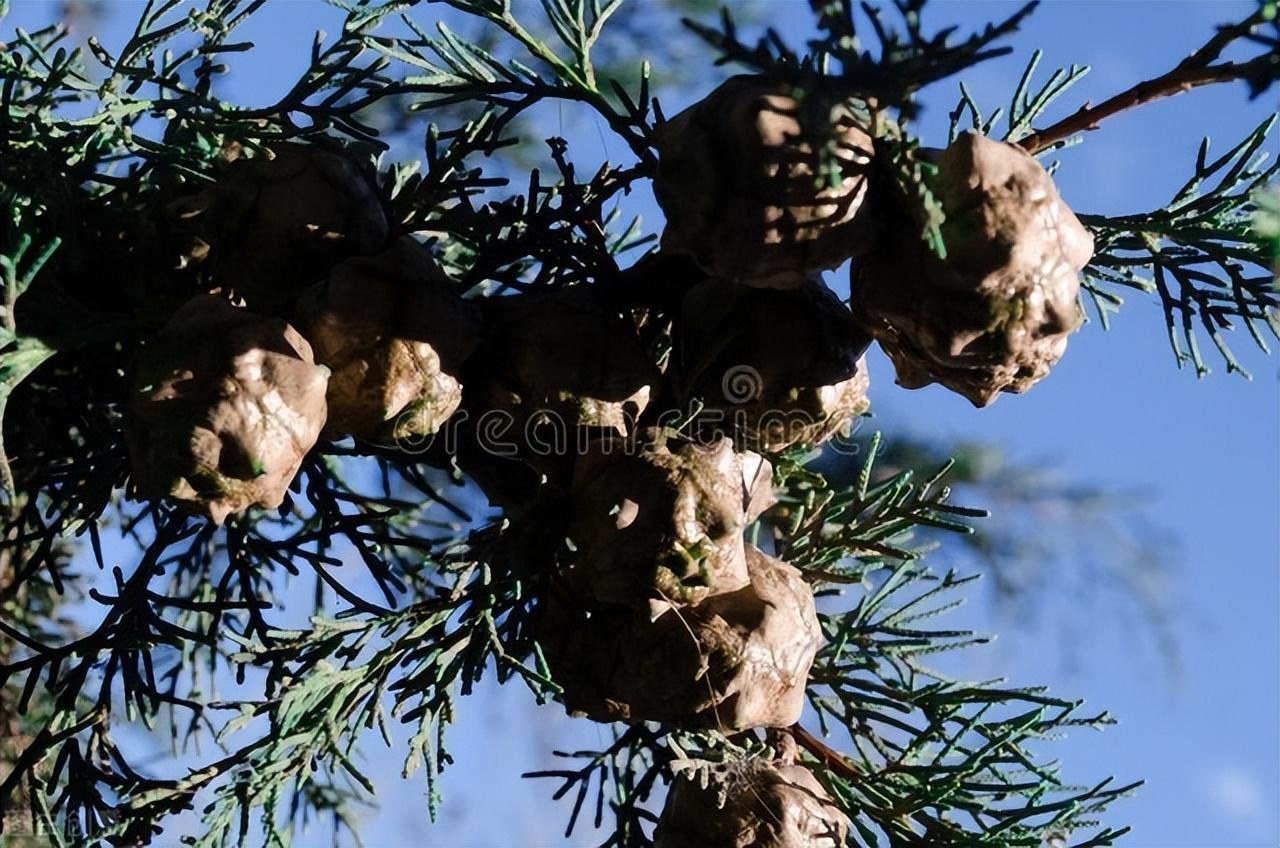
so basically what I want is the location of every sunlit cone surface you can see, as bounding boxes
[127,294,329,523]
[852,130,1093,406]
[169,142,389,312]
[654,76,877,287]
[655,757,848,848]
[567,434,775,609]
[295,238,480,442]
[541,545,821,729]
[677,277,872,452]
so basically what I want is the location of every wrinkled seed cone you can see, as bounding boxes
[851,130,1093,407]
[655,758,848,848]
[567,435,758,609]
[169,142,389,312]
[655,76,878,287]
[481,288,658,428]
[540,545,822,730]
[678,277,872,452]
[127,295,329,523]
[459,287,660,491]
[295,238,480,442]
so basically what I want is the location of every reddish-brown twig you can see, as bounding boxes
[1018,10,1276,154]
[788,723,864,780]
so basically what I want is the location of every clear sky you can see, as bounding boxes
[4,1,1277,846]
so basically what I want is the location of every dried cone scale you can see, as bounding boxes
[677,277,872,453]
[295,238,480,442]
[655,757,848,848]
[654,76,877,287]
[851,130,1094,406]
[539,545,821,730]
[566,435,775,610]
[127,295,329,523]
[170,142,389,312]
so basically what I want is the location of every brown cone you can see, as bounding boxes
[655,758,848,848]
[655,76,878,287]
[295,238,480,443]
[539,545,821,730]
[459,287,660,497]
[676,277,872,452]
[168,142,389,313]
[851,131,1093,407]
[127,294,330,523]
[566,434,765,609]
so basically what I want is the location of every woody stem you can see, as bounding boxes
[788,723,864,780]
[1018,10,1274,154]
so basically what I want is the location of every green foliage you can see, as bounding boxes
[0,1,1273,846]
[1255,184,1280,263]
[947,50,1090,149]
[685,0,1038,109]
[1081,118,1278,377]
[843,432,1178,663]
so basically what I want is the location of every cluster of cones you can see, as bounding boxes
[124,74,1093,844]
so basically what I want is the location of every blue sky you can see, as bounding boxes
[3,1,1277,846]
